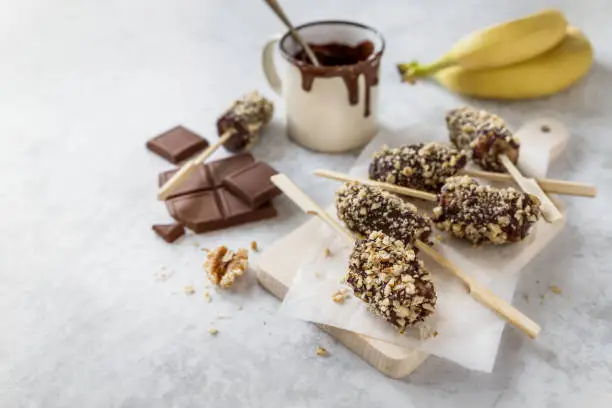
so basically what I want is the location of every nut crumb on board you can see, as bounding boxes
[331,288,350,304]
[203,291,212,303]
[324,248,332,257]
[314,271,320,277]
[419,325,439,340]
[200,247,210,252]
[204,245,248,289]
[250,241,258,251]
[550,285,562,295]
[208,328,218,335]
[193,241,200,247]
[436,234,444,243]
[184,285,196,295]
[316,346,329,357]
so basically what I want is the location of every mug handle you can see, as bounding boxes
[261,34,283,95]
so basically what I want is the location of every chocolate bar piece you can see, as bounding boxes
[152,223,185,243]
[207,153,256,186]
[158,153,254,199]
[222,162,281,208]
[147,126,209,164]
[158,163,213,199]
[166,189,277,233]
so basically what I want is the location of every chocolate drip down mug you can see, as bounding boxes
[262,20,385,153]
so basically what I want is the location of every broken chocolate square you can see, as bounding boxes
[222,162,281,208]
[152,223,185,243]
[207,153,255,186]
[158,164,213,199]
[146,126,209,164]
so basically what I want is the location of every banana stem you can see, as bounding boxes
[397,56,455,83]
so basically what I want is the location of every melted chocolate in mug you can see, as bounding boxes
[292,40,380,117]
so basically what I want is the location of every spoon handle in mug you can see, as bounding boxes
[262,0,321,66]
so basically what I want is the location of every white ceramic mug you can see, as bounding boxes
[262,21,385,153]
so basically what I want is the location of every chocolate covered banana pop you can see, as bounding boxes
[369,142,468,192]
[446,106,520,173]
[158,91,274,200]
[432,176,541,245]
[348,231,437,332]
[216,91,274,152]
[335,182,433,245]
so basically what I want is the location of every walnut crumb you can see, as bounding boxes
[208,328,218,335]
[324,248,332,257]
[200,247,209,252]
[419,324,438,339]
[332,288,350,304]
[184,285,196,295]
[550,285,562,295]
[316,346,329,357]
[193,241,200,247]
[203,291,212,303]
[314,271,320,277]
[204,245,248,288]
[250,241,258,251]
[436,234,444,243]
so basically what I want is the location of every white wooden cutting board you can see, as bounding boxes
[257,216,429,378]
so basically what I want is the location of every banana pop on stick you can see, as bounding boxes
[433,176,541,244]
[369,143,467,193]
[446,106,520,173]
[335,182,433,245]
[158,91,274,200]
[270,174,437,332]
[348,231,437,332]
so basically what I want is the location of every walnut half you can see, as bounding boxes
[204,245,248,289]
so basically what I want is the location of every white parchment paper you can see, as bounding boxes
[279,123,566,372]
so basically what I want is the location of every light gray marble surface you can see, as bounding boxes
[1,0,611,407]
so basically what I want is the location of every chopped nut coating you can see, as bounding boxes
[335,182,432,245]
[446,106,520,172]
[369,143,467,192]
[432,176,541,244]
[347,231,436,332]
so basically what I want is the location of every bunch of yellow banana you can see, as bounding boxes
[397,9,594,100]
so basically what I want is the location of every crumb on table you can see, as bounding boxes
[550,285,562,295]
[316,346,329,357]
[331,288,350,304]
[203,291,212,303]
[184,285,196,295]
[250,241,258,251]
[208,328,218,335]
[324,248,332,257]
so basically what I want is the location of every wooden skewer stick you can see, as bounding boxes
[262,0,321,66]
[271,174,353,243]
[314,169,437,202]
[499,155,563,223]
[158,132,233,201]
[310,170,541,339]
[460,168,597,198]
